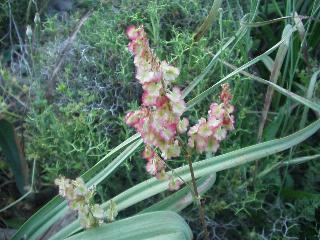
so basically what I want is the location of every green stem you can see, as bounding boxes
[186,152,209,240]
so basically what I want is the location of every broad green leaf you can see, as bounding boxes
[65,211,192,240]
[0,119,29,194]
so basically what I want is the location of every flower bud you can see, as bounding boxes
[34,13,40,25]
[26,25,32,40]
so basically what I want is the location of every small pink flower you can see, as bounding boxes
[168,177,182,191]
[146,160,158,175]
[126,25,139,40]
[198,121,212,138]
[142,146,155,160]
[160,61,180,82]
[177,117,189,133]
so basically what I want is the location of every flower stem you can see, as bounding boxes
[186,153,209,240]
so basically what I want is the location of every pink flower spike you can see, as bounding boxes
[126,25,139,40]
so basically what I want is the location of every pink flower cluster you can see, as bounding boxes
[125,25,188,163]
[188,83,235,153]
[125,26,235,190]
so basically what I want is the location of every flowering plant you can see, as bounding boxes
[125,25,235,190]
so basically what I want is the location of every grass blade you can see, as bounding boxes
[258,24,292,141]
[141,174,216,213]
[183,25,247,98]
[299,70,320,128]
[0,119,29,194]
[220,60,320,113]
[187,26,296,109]
[65,211,193,240]
[193,0,223,41]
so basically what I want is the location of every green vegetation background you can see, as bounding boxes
[0,0,319,239]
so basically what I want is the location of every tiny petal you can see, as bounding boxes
[142,82,162,96]
[206,137,220,153]
[161,61,180,82]
[214,127,227,141]
[126,25,139,40]
[168,177,182,191]
[146,160,158,175]
[91,204,105,219]
[177,117,189,133]
[142,146,155,160]
[198,122,212,137]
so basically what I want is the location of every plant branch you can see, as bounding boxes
[186,152,209,240]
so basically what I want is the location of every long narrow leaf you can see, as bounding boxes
[258,24,292,141]
[220,60,320,113]
[141,174,216,213]
[0,119,29,194]
[193,0,223,41]
[299,70,320,128]
[65,211,193,240]
[187,26,296,109]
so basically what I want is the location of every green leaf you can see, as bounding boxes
[220,60,320,113]
[281,189,320,201]
[65,211,193,240]
[183,25,247,99]
[187,26,296,109]
[142,174,216,213]
[0,119,29,194]
[299,70,320,128]
[193,0,223,41]
[258,24,292,141]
